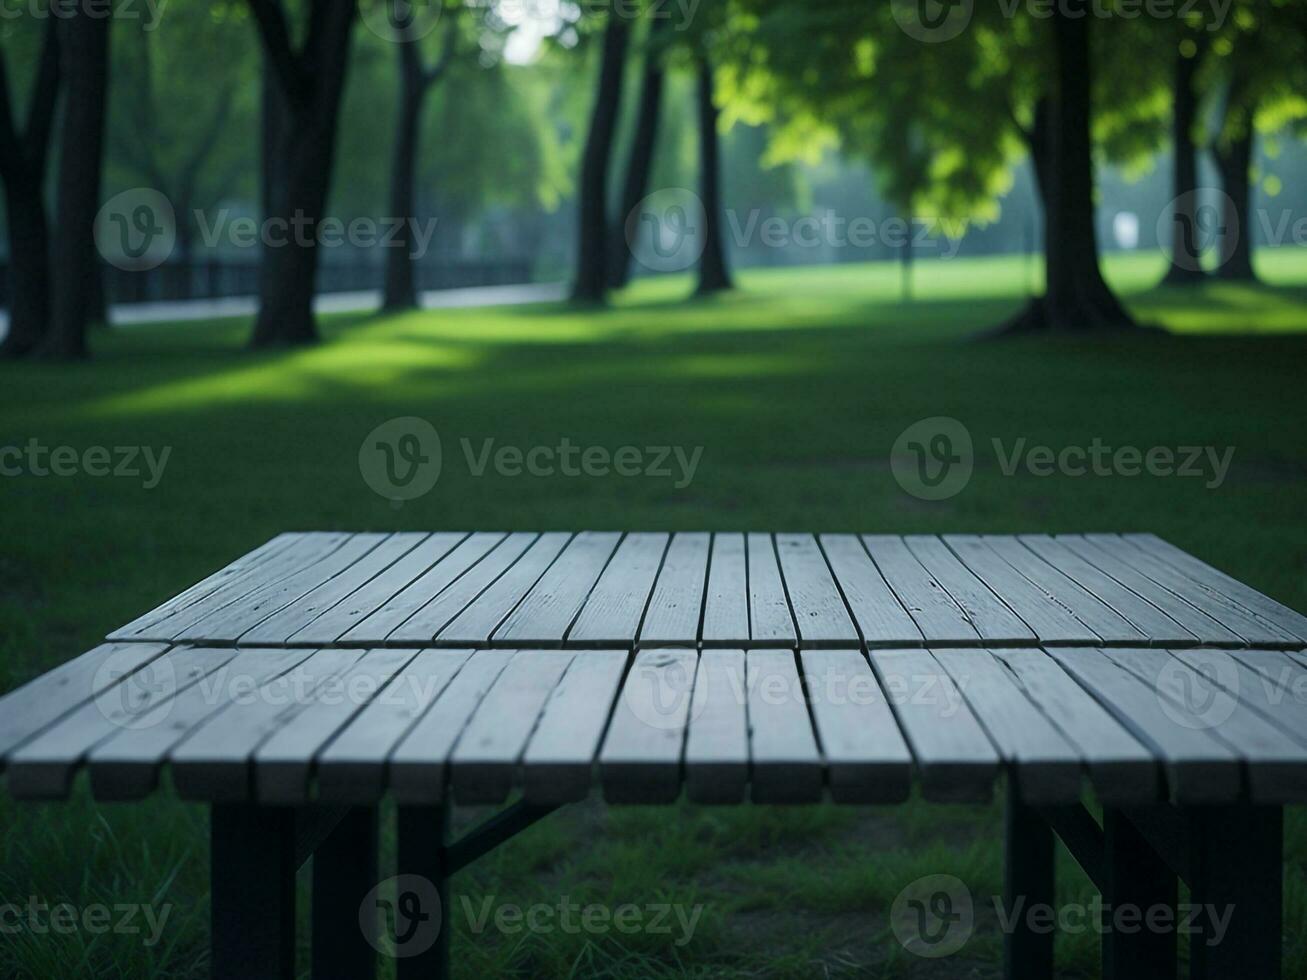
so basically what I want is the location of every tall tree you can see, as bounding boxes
[695,58,732,295]
[0,18,59,358]
[42,7,111,359]
[608,15,669,289]
[245,0,357,347]
[1162,29,1211,284]
[571,12,630,303]
[1031,3,1135,331]
[108,6,253,262]
[382,13,457,311]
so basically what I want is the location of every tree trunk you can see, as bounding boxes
[250,125,338,346]
[608,18,668,289]
[0,17,59,358]
[383,47,426,311]
[571,15,630,303]
[997,3,1135,334]
[248,0,355,348]
[1163,38,1209,285]
[1214,103,1256,281]
[0,173,51,356]
[695,60,732,296]
[42,10,111,360]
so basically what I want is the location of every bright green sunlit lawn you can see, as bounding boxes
[2,249,1306,978]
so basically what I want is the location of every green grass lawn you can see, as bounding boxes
[2,250,1306,978]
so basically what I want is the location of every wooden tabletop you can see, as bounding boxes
[2,532,1305,807]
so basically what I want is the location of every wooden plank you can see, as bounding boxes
[774,534,858,648]
[600,648,698,803]
[448,650,575,803]
[818,534,923,648]
[1019,534,1200,646]
[522,650,628,803]
[107,533,299,640]
[1177,648,1307,746]
[492,532,624,647]
[239,533,430,645]
[168,648,367,801]
[253,648,421,803]
[435,532,572,645]
[0,642,171,761]
[701,533,749,647]
[1056,536,1247,648]
[567,533,669,646]
[933,648,1083,803]
[387,649,517,803]
[861,536,981,644]
[747,533,797,646]
[177,534,390,643]
[315,649,475,802]
[903,535,1038,644]
[683,649,748,804]
[799,648,912,803]
[346,531,510,644]
[1123,533,1307,644]
[1045,648,1242,803]
[638,532,710,647]
[120,533,353,640]
[1106,647,1307,802]
[290,532,469,646]
[87,648,315,801]
[747,649,821,802]
[5,648,240,799]
[944,535,1103,644]
[1083,534,1297,647]
[976,535,1147,645]
[867,648,1000,801]
[990,648,1159,803]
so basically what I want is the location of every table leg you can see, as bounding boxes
[1101,808,1177,980]
[311,806,379,980]
[211,804,297,980]
[396,803,451,980]
[1004,779,1055,980]
[1186,804,1282,980]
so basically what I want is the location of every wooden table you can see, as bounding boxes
[2,531,1304,979]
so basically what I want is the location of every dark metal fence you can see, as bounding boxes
[0,255,535,308]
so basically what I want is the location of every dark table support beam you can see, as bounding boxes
[396,803,451,980]
[1102,807,1177,980]
[212,804,298,980]
[311,806,379,980]
[1186,804,1283,980]
[446,799,559,875]
[1037,803,1105,890]
[1004,779,1055,980]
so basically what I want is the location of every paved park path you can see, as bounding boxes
[0,282,567,339]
